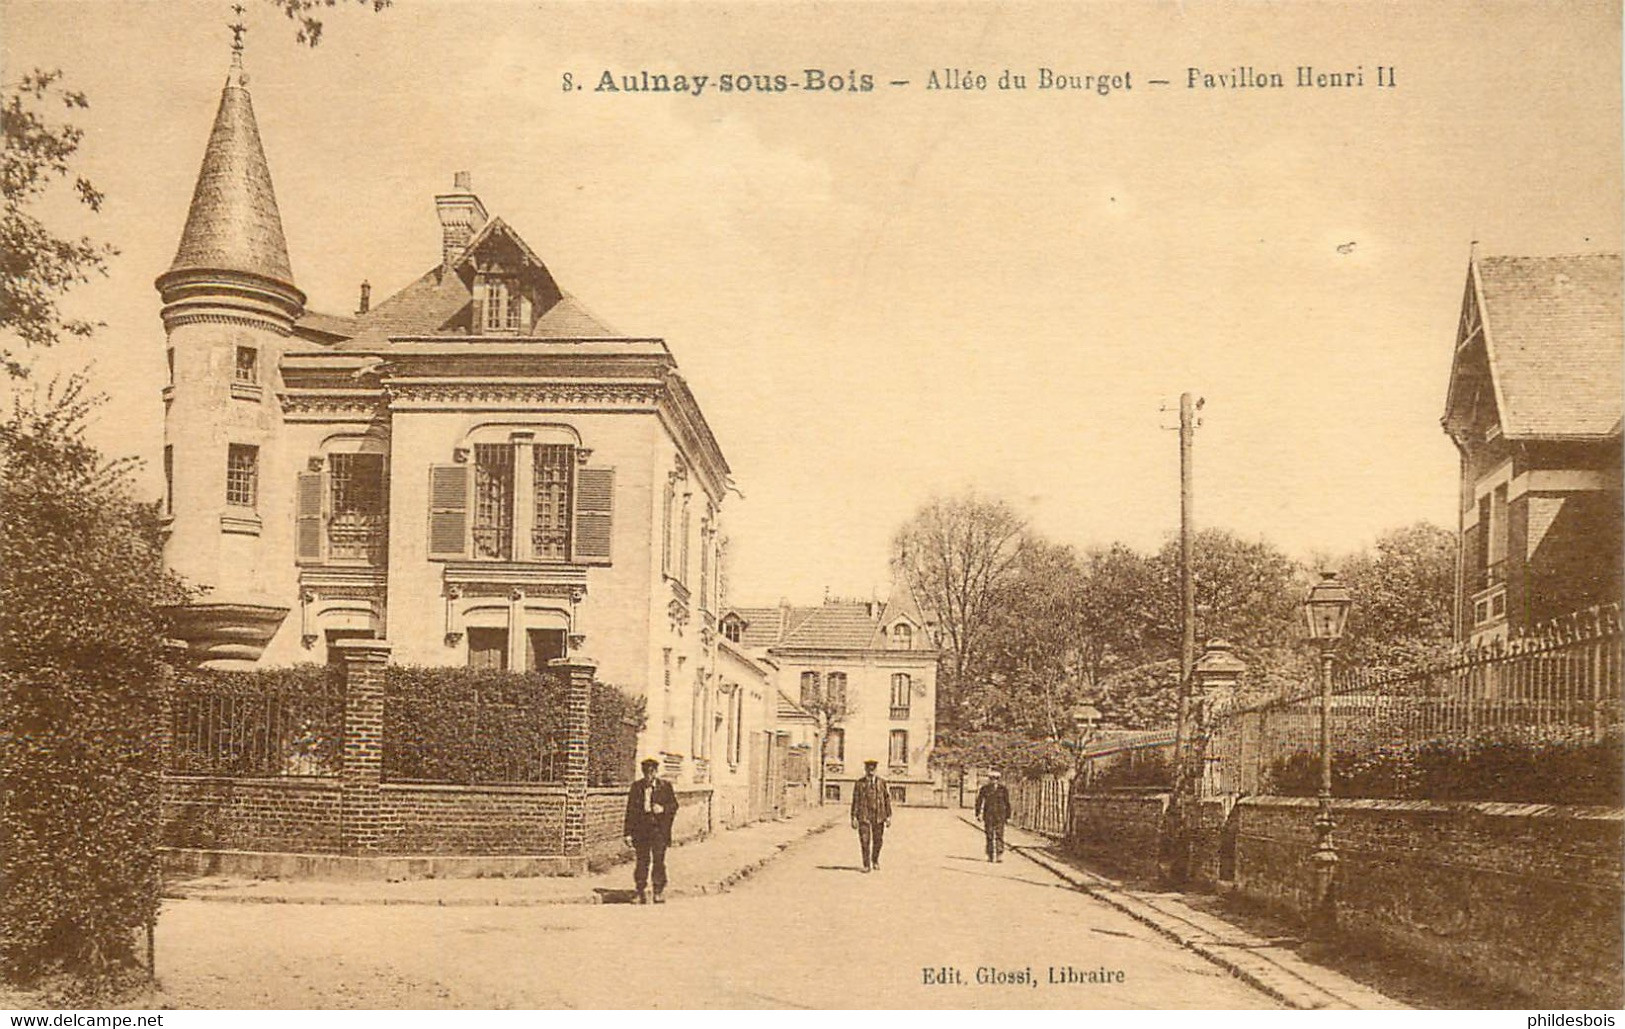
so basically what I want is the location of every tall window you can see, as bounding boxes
[467,627,508,670]
[827,727,845,762]
[225,444,258,507]
[799,670,820,707]
[699,517,711,610]
[889,729,908,767]
[680,496,691,585]
[328,453,387,562]
[729,687,743,766]
[721,617,743,644]
[483,278,521,333]
[166,348,174,385]
[473,443,515,559]
[163,445,173,516]
[661,476,676,577]
[234,346,258,383]
[532,444,574,560]
[890,623,912,649]
[825,672,847,711]
[890,673,911,718]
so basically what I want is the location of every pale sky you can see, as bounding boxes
[3,0,1620,604]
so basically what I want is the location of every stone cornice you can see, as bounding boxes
[383,377,664,410]
[277,389,387,421]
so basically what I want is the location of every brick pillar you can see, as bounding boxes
[337,639,392,853]
[554,657,595,855]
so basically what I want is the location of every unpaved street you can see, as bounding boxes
[154,808,1277,1008]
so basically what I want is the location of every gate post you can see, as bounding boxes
[554,657,596,857]
[336,638,391,853]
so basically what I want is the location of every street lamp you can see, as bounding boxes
[1302,570,1352,940]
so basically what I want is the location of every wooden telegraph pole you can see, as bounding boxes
[1166,392,1200,881]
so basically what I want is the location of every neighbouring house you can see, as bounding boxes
[723,595,939,805]
[156,40,762,861]
[1441,252,1623,643]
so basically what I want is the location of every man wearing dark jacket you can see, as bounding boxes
[624,757,679,903]
[850,758,893,872]
[975,769,1012,862]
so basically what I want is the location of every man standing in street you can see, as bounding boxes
[975,769,1013,862]
[850,758,892,872]
[624,757,679,903]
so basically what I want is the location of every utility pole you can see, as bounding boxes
[1166,392,1200,881]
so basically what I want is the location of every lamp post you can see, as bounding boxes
[1302,571,1352,940]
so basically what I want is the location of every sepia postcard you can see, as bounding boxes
[1,0,1621,1015]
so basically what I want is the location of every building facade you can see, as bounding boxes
[1442,252,1623,643]
[158,44,736,792]
[723,597,939,805]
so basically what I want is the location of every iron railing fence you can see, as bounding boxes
[168,669,345,776]
[1206,604,1622,798]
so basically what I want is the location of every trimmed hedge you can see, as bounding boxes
[1263,724,1624,805]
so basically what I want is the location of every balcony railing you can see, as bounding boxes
[328,512,387,564]
[889,706,911,720]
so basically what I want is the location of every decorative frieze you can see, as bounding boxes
[386,381,663,410]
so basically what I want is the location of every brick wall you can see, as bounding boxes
[583,786,714,858]
[371,784,567,854]
[1070,791,1168,881]
[161,775,343,851]
[1233,797,1623,1008]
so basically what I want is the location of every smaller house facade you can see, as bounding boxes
[722,596,939,805]
[1442,252,1623,643]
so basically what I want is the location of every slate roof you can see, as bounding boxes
[166,55,296,289]
[726,595,932,652]
[1475,254,1623,439]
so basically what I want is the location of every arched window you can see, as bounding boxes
[890,623,913,649]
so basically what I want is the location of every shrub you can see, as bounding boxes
[381,665,645,786]
[1089,748,1173,790]
[1,379,185,988]
[1262,724,1623,805]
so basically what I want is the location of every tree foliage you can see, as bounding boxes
[262,0,393,48]
[0,377,185,988]
[1334,522,1456,668]
[0,71,115,379]
[890,492,1027,731]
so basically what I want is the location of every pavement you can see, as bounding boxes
[163,804,847,907]
[978,815,1407,1011]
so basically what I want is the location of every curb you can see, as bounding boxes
[163,812,842,908]
[956,815,1402,1011]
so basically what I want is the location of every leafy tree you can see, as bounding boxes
[798,676,855,805]
[0,71,115,379]
[1333,522,1457,667]
[891,491,1027,732]
[0,377,186,991]
[263,0,393,48]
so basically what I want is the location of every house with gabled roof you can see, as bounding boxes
[157,40,733,802]
[1442,252,1623,642]
[724,594,939,805]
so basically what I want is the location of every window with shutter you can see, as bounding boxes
[572,466,614,564]
[427,463,472,560]
[295,470,325,564]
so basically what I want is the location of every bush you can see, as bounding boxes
[931,729,1072,777]
[1,379,184,988]
[381,665,645,786]
[1089,748,1173,790]
[1263,724,1623,805]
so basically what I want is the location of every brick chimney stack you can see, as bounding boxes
[435,171,487,266]
[356,279,371,314]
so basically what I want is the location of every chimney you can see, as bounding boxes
[356,279,371,314]
[435,171,488,266]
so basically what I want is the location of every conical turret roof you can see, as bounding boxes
[167,52,295,287]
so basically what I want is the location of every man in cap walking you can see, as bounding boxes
[624,757,679,903]
[975,769,1012,862]
[850,758,892,872]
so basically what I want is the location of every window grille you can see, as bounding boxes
[532,444,574,559]
[328,453,387,562]
[473,444,514,559]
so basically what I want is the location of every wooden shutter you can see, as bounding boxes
[295,470,326,565]
[427,463,471,560]
[572,466,614,565]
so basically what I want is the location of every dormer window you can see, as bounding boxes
[890,623,913,649]
[480,277,523,334]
